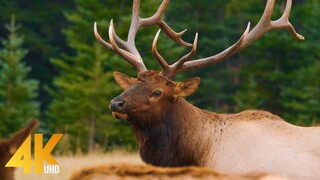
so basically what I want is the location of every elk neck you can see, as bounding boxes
[128,97,226,167]
[0,141,14,180]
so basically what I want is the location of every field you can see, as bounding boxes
[15,151,144,180]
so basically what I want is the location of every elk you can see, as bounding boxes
[0,119,38,180]
[94,0,320,179]
[70,163,287,180]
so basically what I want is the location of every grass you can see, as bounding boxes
[15,151,144,180]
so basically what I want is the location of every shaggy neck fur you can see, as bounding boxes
[0,141,14,180]
[129,97,225,167]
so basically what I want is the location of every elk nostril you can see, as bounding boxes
[118,101,125,108]
[110,100,125,111]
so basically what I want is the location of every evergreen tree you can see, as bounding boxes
[165,0,234,111]
[0,0,73,115]
[232,0,320,125]
[281,60,320,125]
[0,16,39,139]
[166,0,319,126]
[279,0,320,125]
[46,0,184,153]
[46,0,129,153]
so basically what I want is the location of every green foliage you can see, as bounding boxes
[46,0,186,153]
[279,0,320,124]
[0,1,73,113]
[46,0,134,153]
[0,0,319,151]
[0,16,39,139]
[231,0,320,125]
[281,60,320,125]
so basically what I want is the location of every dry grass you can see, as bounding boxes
[15,151,144,180]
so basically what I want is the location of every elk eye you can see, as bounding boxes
[152,90,162,98]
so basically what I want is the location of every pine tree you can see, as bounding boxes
[227,0,320,125]
[0,15,39,139]
[279,0,320,125]
[46,0,126,153]
[47,0,186,153]
[167,0,319,125]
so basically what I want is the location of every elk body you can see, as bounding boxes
[0,119,38,180]
[94,0,320,179]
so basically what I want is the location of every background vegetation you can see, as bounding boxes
[0,0,319,153]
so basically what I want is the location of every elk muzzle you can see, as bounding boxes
[110,98,128,120]
[110,99,125,111]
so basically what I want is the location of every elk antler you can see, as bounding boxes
[152,30,198,78]
[152,0,304,79]
[94,0,192,72]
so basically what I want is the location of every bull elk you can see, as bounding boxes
[94,0,320,179]
[0,119,38,180]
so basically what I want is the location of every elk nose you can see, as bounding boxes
[110,99,125,112]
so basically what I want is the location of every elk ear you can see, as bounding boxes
[113,71,137,90]
[8,119,38,155]
[174,77,201,97]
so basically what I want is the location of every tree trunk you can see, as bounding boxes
[88,115,96,153]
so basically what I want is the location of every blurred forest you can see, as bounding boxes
[0,0,319,154]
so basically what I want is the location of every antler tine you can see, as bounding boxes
[271,0,304,40]
[140,0,192,47]
[94,22,127,52]
[127,0,140,43]
[94,22,113,51]
[94,0,192,73]
[173,23,251,74]
[166,0,304,77]
[108,20,147,72]
[165,33,198,78]
[94,19,147,72]
[245,0,304,46]
[152,30,170,70]
[152,30,198,78]
[172,33,198,69]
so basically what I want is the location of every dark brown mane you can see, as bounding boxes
[129,97,218,167]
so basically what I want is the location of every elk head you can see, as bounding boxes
[94,0,304,122]
[110,70,200,122]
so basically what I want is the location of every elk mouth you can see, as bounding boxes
[112,111,128,120]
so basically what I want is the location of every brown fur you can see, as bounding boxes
[70,163,286,180]
[0,119,38,180]
[111,70,320,179]
[228,110,284,122]
[112,71,284,167]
